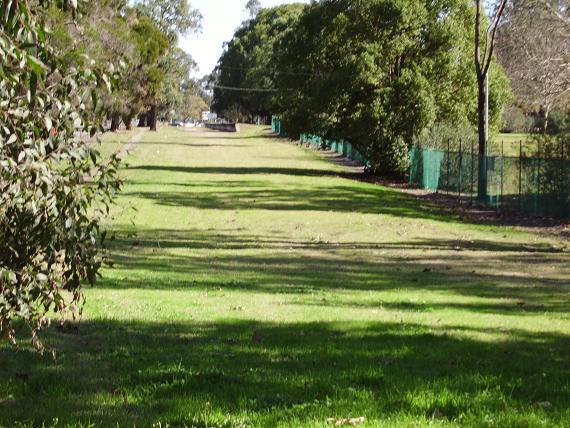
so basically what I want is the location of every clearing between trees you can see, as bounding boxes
[1,125,569,428]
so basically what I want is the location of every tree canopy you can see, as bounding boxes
[497,0,570,130]
[213,0,510,175]
[212,3,306,123]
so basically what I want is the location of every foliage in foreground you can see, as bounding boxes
[0,0,121,351]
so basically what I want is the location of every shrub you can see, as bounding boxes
[502,105,533,133]
[546,110,570,135]
[0,1,122,353]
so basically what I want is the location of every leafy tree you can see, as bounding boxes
[135,0,202,43]
[159,47,198,120]
[134,0,202,130]
[131,15,170,130]
[275,0,510,176]
[0,0,122,352]
[43,1,137,130]
[212,4,306,123]
[245,0,262,18]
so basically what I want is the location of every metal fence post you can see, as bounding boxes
[519,140,523,209]
[560,140,570,216]
[500,140,504,210]
[536,139,540,215]
[447,139,451,194]
[458,138,462,202]
[470,139,474,206]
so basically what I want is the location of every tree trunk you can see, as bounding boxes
[137,113,147,128]
[123,114,133,130]
[110,112,121,132]
[476,77,488,203]
[543,109,549,133]
[149,105,158,131]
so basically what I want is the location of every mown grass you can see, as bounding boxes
[1,125,569,428]
[491,133,533,157]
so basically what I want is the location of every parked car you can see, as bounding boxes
[171,119,184,127]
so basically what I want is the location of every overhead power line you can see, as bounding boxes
[215,65,319,77]
[210,84,280,92]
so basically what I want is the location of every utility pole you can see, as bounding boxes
[485,72,489,156]
[474,0,507,204]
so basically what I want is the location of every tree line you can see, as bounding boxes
[213,0,569,177]
[44,0,209,131]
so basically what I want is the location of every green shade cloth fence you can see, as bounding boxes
[272,117,365,162]
[409,145,570,219]
[299,133,365,163]
[272,117,570,219]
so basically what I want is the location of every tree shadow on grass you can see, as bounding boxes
[121,175,445,222]
[1,319,568,426]
[101,229,570,314]
[127,165,359,178]
[128,141,256,148]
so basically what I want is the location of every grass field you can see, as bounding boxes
[1,125,569,428]
[490,133,539,157]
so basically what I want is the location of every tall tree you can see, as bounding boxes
[474,0,507,200]
[245,0,262,18]
[134,0,202,130]
[135,0,202,42]
[275,0,509,176]
[213,4,306,122]
[131,15,170,131]
[159,47,199,120]
[497,0,570,130]
[44,0,139,131]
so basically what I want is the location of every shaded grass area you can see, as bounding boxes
[2,319,569,427]
[1,125,569,427]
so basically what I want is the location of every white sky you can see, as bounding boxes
[180,0,311,78]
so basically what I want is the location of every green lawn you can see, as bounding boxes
[491,133,533,157]
[1,125,569,428]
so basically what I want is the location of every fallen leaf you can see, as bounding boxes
[327,417,365,426]
[432,408,444,419]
